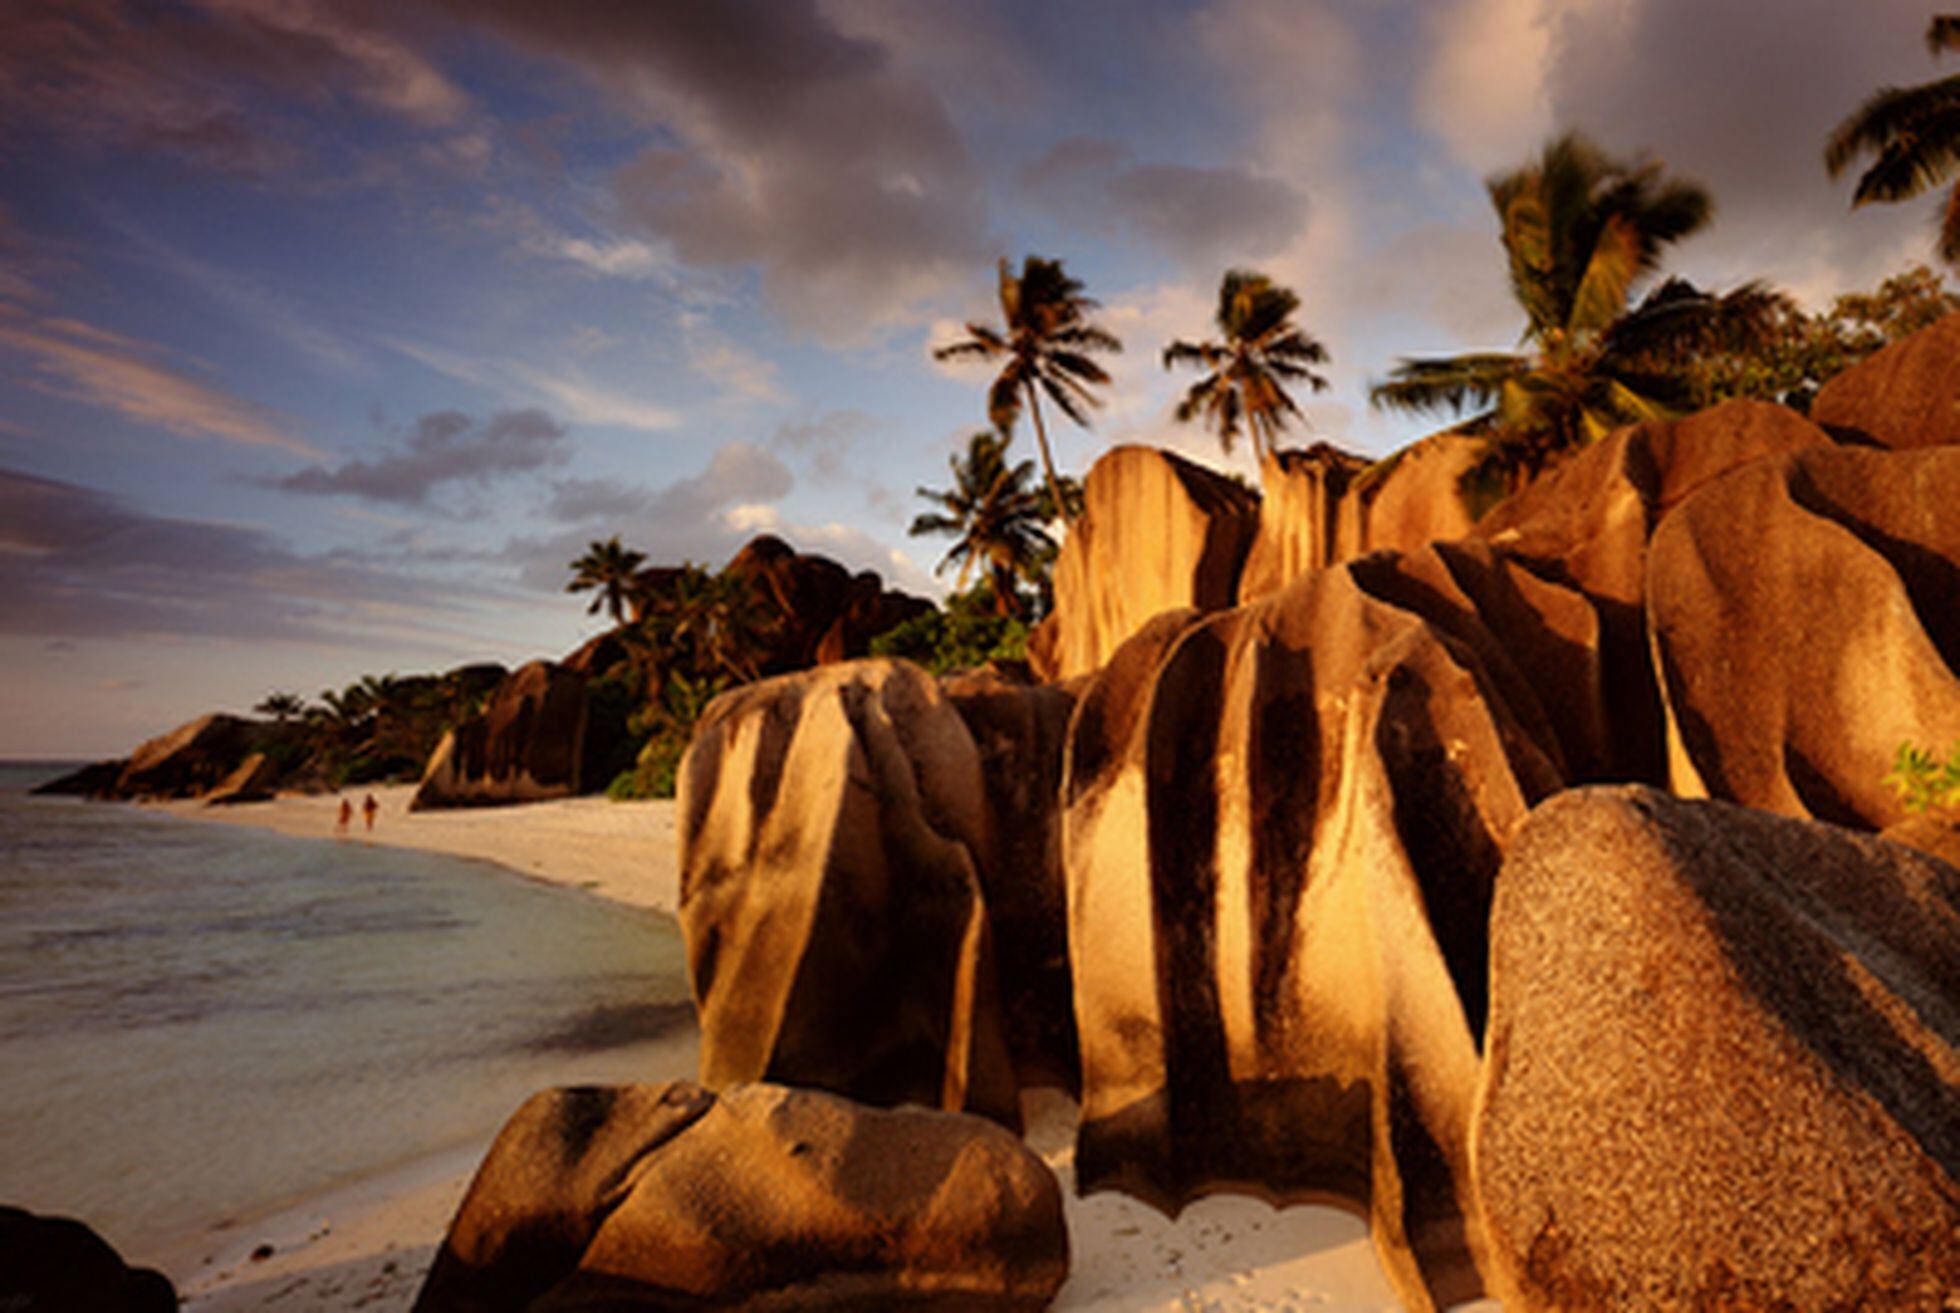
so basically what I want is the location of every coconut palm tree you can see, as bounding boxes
[254,691,306,724]
[1164,269,1331,463]
[932,256,1122,522]
[910,431,1056,619]
[566,536,648,627]
[1827,16,1960,265]
[1370,132,1781,494]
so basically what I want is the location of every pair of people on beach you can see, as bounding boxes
[335,793,379,835]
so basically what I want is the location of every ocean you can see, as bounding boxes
[0,763,694,1273]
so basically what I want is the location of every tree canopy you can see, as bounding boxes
[1164,269,1330,463]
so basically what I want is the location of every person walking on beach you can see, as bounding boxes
[362,793,379,832]
[336,798,352,836]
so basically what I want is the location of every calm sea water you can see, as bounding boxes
[0,763,694,1270]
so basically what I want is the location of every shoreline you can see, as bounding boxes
[140,786,1423,1312]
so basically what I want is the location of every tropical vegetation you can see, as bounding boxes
[1885,739,1960,813]
[933,255,1121,523]
[1370,132,1782,504]
[1164,269,1330,463]
[1827,15,1960,265]
[909,431,1056,619]
[566,536,649,627]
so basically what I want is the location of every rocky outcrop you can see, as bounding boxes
[114,713,268,800]
[0,1207,176,1313]
[677,659,1018,1126]
[1476,787,1960,1309]
[1812,310,1960,449]
[411,661,588,809]
[414,1081,1067,1313]
[1473,399,1832,779]
[1035,446,1259,681]
[203,751,279,806]
[720,535,931,672]
[1236,442,1371,603]
[941,666,1079,1088]
[30,760,125,798]
[1062,562,1564,1311]
[1648,444,1960,828]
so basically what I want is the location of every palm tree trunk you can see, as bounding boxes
[991,562,1022,619]
[1023,382,1075,524]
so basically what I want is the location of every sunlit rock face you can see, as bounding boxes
[413,1081,1069,1313]
[411,660,588,809]
[1813,310,1960,449]
[1649,444,1960,828]
[112,712,268,800]
[675,659,1020,1127]
[1476,787,1960,1310]
[1033,445,1259,681]
[1061,562,1564,1312]
[1473,399,1833,782]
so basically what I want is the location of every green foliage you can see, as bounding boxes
[606,669,729,801]
[1884,740,1960,813]
[1164,268,1330,461]
[910,431,1056,619]
[869,586,1030,675]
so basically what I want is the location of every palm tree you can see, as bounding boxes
[932,256,1122,522]
[1827,16,1960,265]
[910,432,1056,619]
[1164,269,1331,463]
[1370,132,1780,492]
[254,691,306,724]
[665,565,768,684]
[566,536,648,627]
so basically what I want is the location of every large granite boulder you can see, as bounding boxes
[30,760,125,798]
[1035,445,1259,680]
[114,712,268,800]
[1062,560,1564,1311]
[411,661,588,809]
[1812,310,1960,449]
[721,535,930,673]
[1238,434,1487,607]
[1474,399,1832,779]
[677,659,1018,1125]
[1476,786,1960,1309]
[0,1206,176,1313]
[941,666,1079,1089]
[202,751,279,806]
[1647,444,1960,828]
[414,1081,1067,1313]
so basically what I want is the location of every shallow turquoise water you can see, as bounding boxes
[0,763,693,1267]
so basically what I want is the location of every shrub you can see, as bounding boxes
[1884,740,1960,813]
[869,589,1029,674]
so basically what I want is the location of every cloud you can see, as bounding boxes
[0,465,453,642]
[1417,0,1556,175]
[0,0,470,175]
[387,338,679,432]
[543,235,674,281]
[433,0,988,334]
[277,408,570,504]
[0,306,316,456]
[1017,138,1307,267]
[770,408,879,480]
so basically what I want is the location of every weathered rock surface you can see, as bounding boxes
[114,712,268,800]
[414,1081,1067,1313]
[29,759,125,797]
[411,661,588,809]
[1037,445,1259,680]
[203,751,279,806]
[1476,786,1960,1310]
[1648,444,1960,828]
[721,535,932,672]
[1812,310,1960,449]
[1474,399,1832,779]
[941,666,1079,1088]
[1062,562,1563,1311]
[1236,442,1371,604]
[677,659,1018,1125]
[0,1206,176,1312]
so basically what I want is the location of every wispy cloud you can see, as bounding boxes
[387,336,680,432]
[0,306,318,456]
[276,408,570,504]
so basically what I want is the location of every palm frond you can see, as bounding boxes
[1370,353,1524,415]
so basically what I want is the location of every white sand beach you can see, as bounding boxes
[149,790,1432,1313]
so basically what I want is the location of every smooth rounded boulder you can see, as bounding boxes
[413,1081,1068,1312]
[0,1207,176,1313]
[411,660,589,809]
[677,659,1018,1125]
[1476,786,1960,1310]
[1812,310,1960,449]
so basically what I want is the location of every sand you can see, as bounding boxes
[148,789,1452,1312]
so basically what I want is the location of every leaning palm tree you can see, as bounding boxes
[254,691,306,724]
[566,536,648,628]
[910,431,1056,619]
[1371,132,1781,495]
[1826,16,1960,265]
[1164,269,1331,463]
[933,256,1122,522]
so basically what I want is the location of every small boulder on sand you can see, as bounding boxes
[412,1080,1068,1312]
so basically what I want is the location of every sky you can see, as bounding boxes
[0,0,1946,757]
